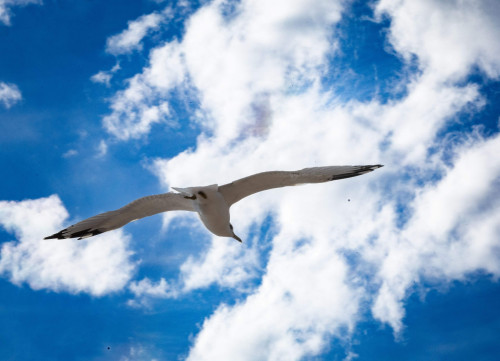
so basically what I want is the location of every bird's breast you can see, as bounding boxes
[196,192,231,237]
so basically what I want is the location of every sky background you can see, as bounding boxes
[1,0,499,360]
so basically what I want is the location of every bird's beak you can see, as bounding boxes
[232,233,242,243]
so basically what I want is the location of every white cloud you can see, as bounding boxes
[180,0,344,141]
[0,0,39,25]
[99,0,500,358]
[102,0,343,141]
[102,42,183,140]
[372,133,500,331]
[91,70,112,86]
[96,139,108,157]
[0,81,22,108]
[91,62,121,86]
[106,9,171,55]
[127,277,178,308]
[102,79,172,140]
[344,351,359,361]
[180,237,260,292]
[187,250,360,361]
[129,277,177,298]
[119,344,163,361]
[0,195,136,296]
[62,149,78,158]
[375,0,500,80]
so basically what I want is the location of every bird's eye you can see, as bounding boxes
[197,191,207,199]
[229,223,233,230]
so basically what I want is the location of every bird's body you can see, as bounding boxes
[176,184,234,239]
[45,165,383,242]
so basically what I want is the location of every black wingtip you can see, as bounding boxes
[361,164,384,175]
[44,228,104,240]
[44,229,67,239]
[328,164,384,181]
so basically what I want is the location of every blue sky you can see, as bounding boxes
[1,0,499,360]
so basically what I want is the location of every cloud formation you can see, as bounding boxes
[106,9,171,55]
[0,81,22,108]
[371,133,500,331]
[376,0,500,80]
[99,0,500,359]
[102,41,183,140]
[0,195,136,296]
[127,277,178,308]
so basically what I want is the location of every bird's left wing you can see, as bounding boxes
[219,165,383,206]
[45,192,196,240]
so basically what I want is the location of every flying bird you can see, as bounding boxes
[45,165,383,242]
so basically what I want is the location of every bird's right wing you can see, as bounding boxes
[219,165,383,206]
[45,192,196,240]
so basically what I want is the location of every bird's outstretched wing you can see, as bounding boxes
[219,165,383,206]
[45,192,196,240]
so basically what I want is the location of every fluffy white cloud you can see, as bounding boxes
[180,0,344,140]
[376,0,500,80]
[102,0,343,141]
[180,237,260,292]
[106,9,171,55]
[0,0,39,25]
[0,195,136,296]
[127,277,178,307]
[102,41,184,140]
[0,81,22,108]
[102,76,172,140]
[372,133,500,331]
[187,251,360,361]
[99,0,500,358]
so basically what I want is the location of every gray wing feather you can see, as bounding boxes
[45,192,195,239]
[219,165,383,206]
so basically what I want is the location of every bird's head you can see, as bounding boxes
[229,223,242,243]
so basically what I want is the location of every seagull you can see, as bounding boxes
[45,165,383,242]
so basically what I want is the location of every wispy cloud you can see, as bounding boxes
[127,277,178,308]
[106,8,172,55]
[91,71,112,86]
[96,139,108,157]
[129,277,177,298]
[0,81,22,108]
[102,42,183,140]
[91,62,121,86]
[62,149,78,158]
[0,195,136,296]
[118,343,164,361]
